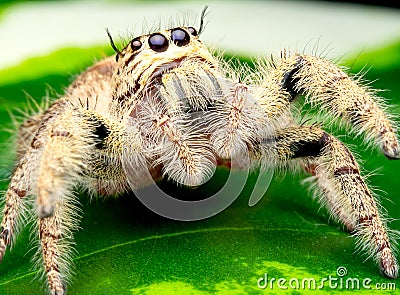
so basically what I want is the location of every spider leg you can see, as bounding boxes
[0,111,46,260]
[131,73,218,187]
[33,102,146,294]
[30,102,95,294]
[1,98,122,293]
[256,125,398,278]
[0,56,115,265]
[36,151,80,295]
[0,108,51,262]
[38,194,77,295]
[33,102,93,218]
[258,53,399,159]
[0,152,32,262]
[208,80,273,166]
[16,114,43,161]
[0,109,81,294]
[302,161,356,232]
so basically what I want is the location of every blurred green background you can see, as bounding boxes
[0,1,400,294]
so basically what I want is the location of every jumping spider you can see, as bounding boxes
[1,8,399,295]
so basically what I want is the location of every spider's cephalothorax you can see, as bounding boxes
[1,9,400,294]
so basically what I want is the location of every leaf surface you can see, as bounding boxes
[0,42,400,295]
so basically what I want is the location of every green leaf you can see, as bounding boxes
[1,42,400,295]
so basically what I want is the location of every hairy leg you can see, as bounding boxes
[0,103,58,262]
[210,81,271,163]
[16,114,43,161]
[256,125,398,278]
[38,192,79,295]
[257,52,399,159]
[0,151,33,261]
[1,98,131,293]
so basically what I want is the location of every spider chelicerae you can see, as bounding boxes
[1,8,399,295]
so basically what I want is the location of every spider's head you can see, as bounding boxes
[109,25,217,96]
[108,7,217,99]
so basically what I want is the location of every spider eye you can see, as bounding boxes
[171,28,190,46]
[131,38,142,51]
[148,33,169,52]
[188,27,198,36]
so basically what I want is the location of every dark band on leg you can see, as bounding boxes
[282,56,304,101]
[286,131,329,158]
[51,131,72,138]
[0,228,9,245]
[334,166,360,176]
[87,118,111,149]
[10,186,27,198]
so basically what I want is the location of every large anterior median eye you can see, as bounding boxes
[171,28,190,46]
[148,33,169,52]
